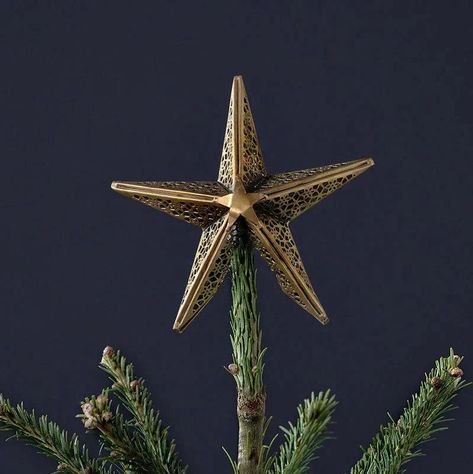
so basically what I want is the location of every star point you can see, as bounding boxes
[112,76,374,332]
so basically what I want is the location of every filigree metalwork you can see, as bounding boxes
[112,76,374,332]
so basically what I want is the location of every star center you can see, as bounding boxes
[217,178,263,226]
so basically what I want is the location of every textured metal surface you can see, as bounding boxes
[112,75,374,332]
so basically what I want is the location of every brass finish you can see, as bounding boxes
[111,76,374,332]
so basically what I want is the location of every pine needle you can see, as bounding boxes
[0,395,110,474]
[350,349,468,474]
[267,390,338,474]
[99,348,187,474]
[229,236,265,396]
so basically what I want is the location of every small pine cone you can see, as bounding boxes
[102,411,113,422]
[449,367,464,378]
[96,394,108,410]
[431,376,443,389]
[81,403,94,416]
[57,463,68,471]
[130,379,140,391]
[83,417,97,429]
[227,363,239,375]
[102,346,115,359]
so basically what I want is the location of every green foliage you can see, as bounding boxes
[0,348,467,474]
[0,239,468,474]
[225,237,269,473]
[258,417,279,473]
[0,395,110,473]
[267,390,337,474]
[77,388,139,471]
[99,348,187,474]
[229,237,266,396]
[350,349,468,474]
[0,347,186,474]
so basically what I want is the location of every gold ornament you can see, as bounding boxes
[112,76,374,332]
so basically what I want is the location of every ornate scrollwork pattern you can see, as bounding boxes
[112,75,374,331]
[174,214,234,331]
[248,213,327,323]
[218,76,267,191]
[111,180,229,228]
[256,163,362,222]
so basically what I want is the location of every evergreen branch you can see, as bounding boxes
[77,390,142,472]
[228,236,265,396]
[267,390,337,474]
[100,346,187,474]
[226,235,268,473]
[222,445,239,474]
[258,416,279,473]
[0,395,110,474]
[350,349,468,474]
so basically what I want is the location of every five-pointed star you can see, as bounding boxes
[112,76,374,332]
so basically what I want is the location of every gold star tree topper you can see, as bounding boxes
[112,76,374,332]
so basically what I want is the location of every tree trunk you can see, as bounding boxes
[229,233,266,474]
[237,390,266,473]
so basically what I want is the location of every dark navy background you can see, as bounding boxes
[1,2,472,473]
